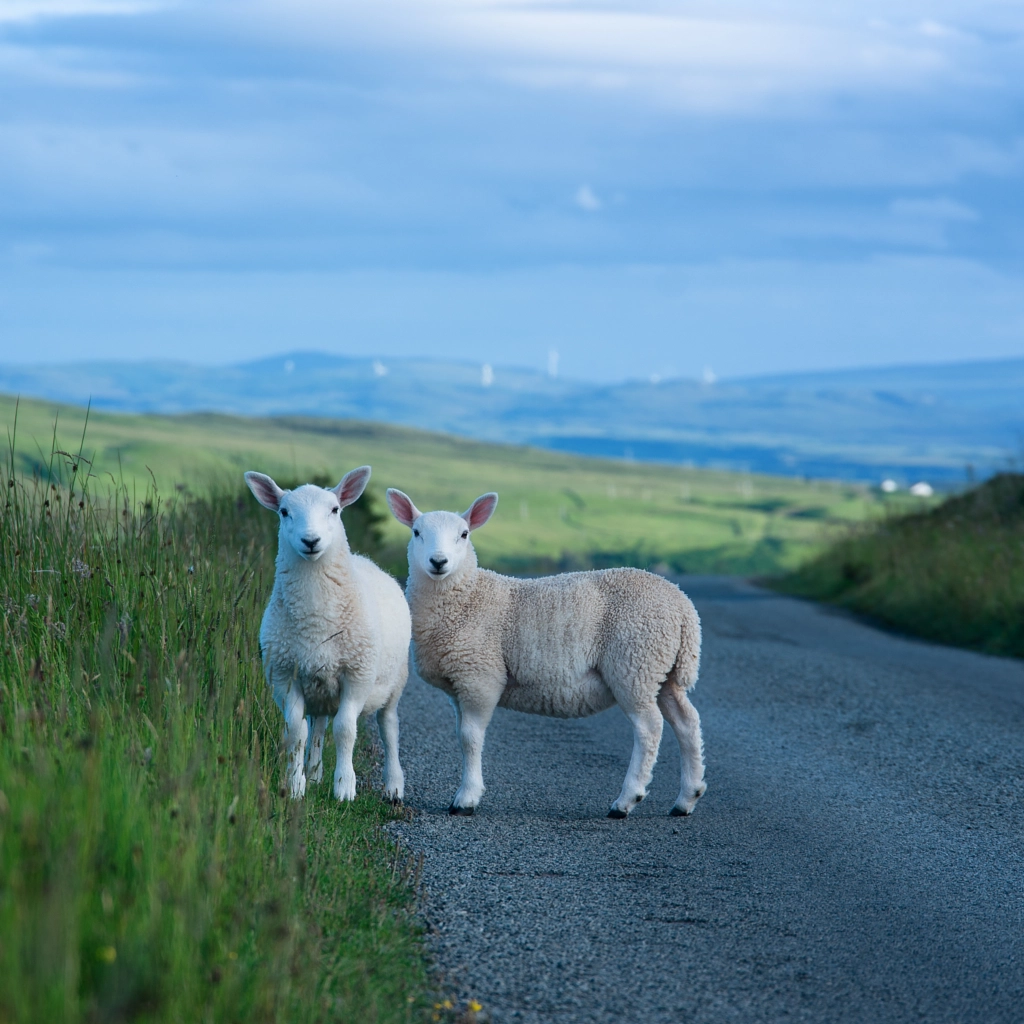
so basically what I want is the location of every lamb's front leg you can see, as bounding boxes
[283,684,309,799]
[332,697,361,802]
[306,715,328,784]
[450,694,499,816]
[376,695,405,803]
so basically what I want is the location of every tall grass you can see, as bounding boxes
[0,420,429,1022]
[772,473,1024,658]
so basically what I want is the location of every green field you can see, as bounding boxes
[1,395,889,576]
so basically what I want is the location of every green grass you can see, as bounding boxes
[771,473,1024,658]
[0,394,885,576]
[0,432,433,1022]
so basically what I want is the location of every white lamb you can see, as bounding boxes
[386,489,706,818]
[246,467,411,803]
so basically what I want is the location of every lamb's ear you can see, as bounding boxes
[461,492,498,531]
[334,466,371,509]
[245,471,285,511]
[386,488,421,528]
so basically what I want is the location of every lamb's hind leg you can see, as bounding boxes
[376,695,405,803]
[609,702,664,818]
[283,685,309,799]
[658,683,706,816]
[306,716,328,784]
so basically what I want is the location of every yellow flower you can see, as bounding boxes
[228,952,238,961]
[469,1000,483,1012]
[442,1000,453,1010]
[97,946,117,964]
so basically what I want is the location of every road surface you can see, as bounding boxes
[390,575,1024,1022]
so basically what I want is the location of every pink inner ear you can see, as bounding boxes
[245,472,282,511]
[386,489,417,527]
[466,494,498,531]
[337,467,371,507]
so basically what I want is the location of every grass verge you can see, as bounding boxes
[0,431,431,1022]
[770,473,1024,658]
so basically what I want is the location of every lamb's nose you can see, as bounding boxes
[302,536,320,550]
[429,555,448,571]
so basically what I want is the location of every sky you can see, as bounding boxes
[0,0,1022,382]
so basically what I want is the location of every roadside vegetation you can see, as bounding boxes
[0,423,431,1022]
[1,394,881,577]
[772,473,1024,658]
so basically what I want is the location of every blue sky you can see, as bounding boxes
[0,0,1022,382]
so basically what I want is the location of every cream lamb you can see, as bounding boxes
[386,488,706,818]
[246,467,411,802]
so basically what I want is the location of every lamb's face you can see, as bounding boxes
[276,485,347,562]
[386,489,498,582]
[408,510,472,580]
[244,466,372,564]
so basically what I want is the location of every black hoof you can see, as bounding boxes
[669,806,691,817]
[449,804,474,816]
[607,807,629,819]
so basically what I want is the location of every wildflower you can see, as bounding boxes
[97,946,117,964]
[72,558,92,580]
[468,1000,483,1013]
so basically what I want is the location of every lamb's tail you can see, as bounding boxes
[666,593,702,692]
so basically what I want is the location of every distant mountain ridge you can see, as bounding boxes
[1,352,1021,484]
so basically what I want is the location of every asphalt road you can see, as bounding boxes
[390,575,1024,1023]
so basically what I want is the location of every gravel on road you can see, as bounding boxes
[390,575,1024,1023]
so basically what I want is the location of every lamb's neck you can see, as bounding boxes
[407,558,479,619]
[275,547,357,620]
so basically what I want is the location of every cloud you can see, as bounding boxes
[230,0,1024,114]
[575,184,601,212]
[0,0,1021,374]
[0,0,164,23]
[890,197,979,222]
[0,42,145,87]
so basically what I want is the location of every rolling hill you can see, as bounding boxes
[2,352,1021,484]
[0,393,884,576]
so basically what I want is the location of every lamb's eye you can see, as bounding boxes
[413,529,420,537]
[331,507,339,515]
[461,531,468,539]
[280,508,288,518]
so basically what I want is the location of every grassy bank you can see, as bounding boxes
[772,473,1024,658]
[0,394,880,576]
[0,438,432,1021]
